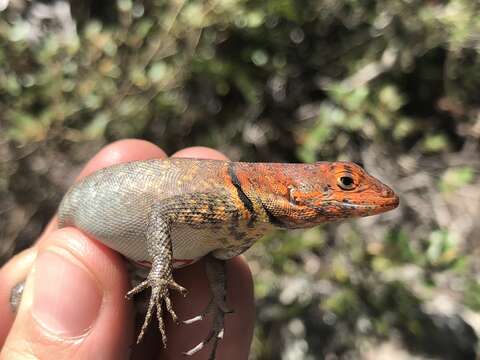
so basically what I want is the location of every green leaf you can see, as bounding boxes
[148,62,167,83]
[426,229,458,267]
[439,167,475,193]
[378,85,404,111]
[422,134,448,153]
[83,112,111,139]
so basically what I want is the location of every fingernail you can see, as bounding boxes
[32,250,102,337]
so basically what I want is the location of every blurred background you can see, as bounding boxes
[1,0,480,358]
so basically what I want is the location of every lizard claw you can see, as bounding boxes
[182,298,232,359]
[127,277,186,347]
[183,314,204,325]
[183,328,225,358]
[182,299,233,325]
[183,299,214,325]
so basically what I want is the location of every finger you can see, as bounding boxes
[1,228,133,360]
[0,139,167,347]
[158,147,254,359]
[78,139,167,180]
[0,248,37,348]
[171,146,229,161]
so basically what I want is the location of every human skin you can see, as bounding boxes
[0,140,255,360]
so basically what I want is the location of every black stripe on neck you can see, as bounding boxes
[261,203,288,228]
[228,163,256,219]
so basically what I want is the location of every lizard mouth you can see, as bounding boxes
[376,194,400,210]
[331,195,399,212]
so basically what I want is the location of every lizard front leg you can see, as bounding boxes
[126,215,187,346]
[183,255,232,359]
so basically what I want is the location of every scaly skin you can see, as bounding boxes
[13,158,399,359]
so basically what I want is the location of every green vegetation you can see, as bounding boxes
[1,0,479,358]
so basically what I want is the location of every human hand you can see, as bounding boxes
[0,139,255,360]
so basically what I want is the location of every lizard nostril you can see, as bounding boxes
[382,187,394,198]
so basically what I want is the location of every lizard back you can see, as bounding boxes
[58,158,273,266]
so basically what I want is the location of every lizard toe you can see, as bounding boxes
[126,280,149,299]
[130,277,185,347]
[182,297,228,359]
[168,280,188,296]
[182,299,213,324]
[183,327,224,358]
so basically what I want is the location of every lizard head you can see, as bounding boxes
[255,161,399,229]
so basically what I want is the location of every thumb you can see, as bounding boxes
[1,228,134,360]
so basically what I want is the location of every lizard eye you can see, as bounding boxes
[337,175,356,190]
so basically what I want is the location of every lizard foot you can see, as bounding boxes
[182,299,233,359]
[126,277,187,347]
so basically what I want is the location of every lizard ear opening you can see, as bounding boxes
[287,185,313,206]
[287,185,299,205]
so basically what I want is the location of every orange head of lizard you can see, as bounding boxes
[257,161,399,229]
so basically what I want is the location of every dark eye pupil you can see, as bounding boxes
[341,176,353,186]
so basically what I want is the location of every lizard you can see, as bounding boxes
[10,158,399,359]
